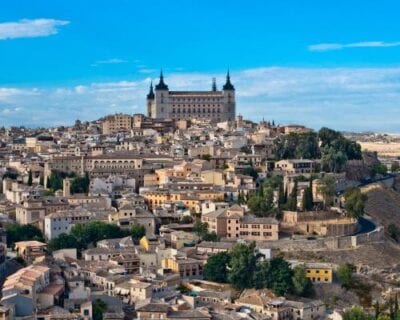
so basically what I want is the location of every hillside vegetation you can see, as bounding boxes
[363,183,400,229]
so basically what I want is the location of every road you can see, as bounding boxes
[352,216,376,236]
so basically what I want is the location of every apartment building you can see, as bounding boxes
[202,205,279,241]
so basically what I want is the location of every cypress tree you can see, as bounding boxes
[288,181,298,211]
[302,187,313,211]
[278,182,285,206]
[27,170,33,186]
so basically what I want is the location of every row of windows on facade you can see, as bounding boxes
[307,269,330,274]
[228,226,273,232]
[171,108,222,114]
[236,231,273,236]
[228,220,273,229]
[172,104,222,107]
[52,216,89,221]
[168,97,223,102]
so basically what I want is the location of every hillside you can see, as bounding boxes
[363,182,400,229]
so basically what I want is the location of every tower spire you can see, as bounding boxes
[155,69,168,90]
[212,78,217,91]
[147,80,155,99]
[222,70,235,91]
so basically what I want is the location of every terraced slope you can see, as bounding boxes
[363,183,400,228]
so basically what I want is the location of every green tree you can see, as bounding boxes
[93,299,107,320]
[130,224,146,242]
[202,231,219,242]
[388,224,400,242]
[242,167,259,180]
[3,171,18,180]
[48,233,80,251]
[288,181,298,211]
[27,170,33,186]
[193,220,218,241]
[344,187,368,219]
[47,171,64,191]
[201,154,212,161]
[228,242,259,290]
[203,252,230,283]
[318,127,341,147]
[70,221,128,248]
[292,265,314,297]
[318,176,336,208]
[274,132,320,160]
[302,186,313,211]
[193,221,208,237]
[391,162,400,173]
[71,172,90,194]
[337,263,356,288]
[321,145,347,172]
[5,223,44,247]
[180,215,194,224]
[237,191,245,205]
[278,182,286,206]
[343,307,373,320]
[318,128,362,173]
[263,175,283,190]
[247,195,268,216]
[254,257,294,295]
[371,163,388,177]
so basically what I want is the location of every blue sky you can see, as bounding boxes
[1,0,400,131]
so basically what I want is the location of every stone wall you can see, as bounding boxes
[258,225,384,252]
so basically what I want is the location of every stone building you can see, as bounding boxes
[147,71,236,122]
[201,204,279,241]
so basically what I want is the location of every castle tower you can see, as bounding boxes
[63,178,71,197]
[153,70,169,119]
[146,81,155,118]
[212,78,217,91]
[222,71,236,121]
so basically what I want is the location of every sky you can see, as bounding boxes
[1,0,400,132]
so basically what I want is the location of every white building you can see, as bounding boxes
[44,208,92,240]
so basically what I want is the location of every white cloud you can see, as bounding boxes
[2,67,400,132]
[0,19,69,40]
[74,85,87,94]
[91,58,128,67]
[1,107,23,115]
[309,41,400,52]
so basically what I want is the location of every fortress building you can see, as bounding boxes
[147,71,236,122]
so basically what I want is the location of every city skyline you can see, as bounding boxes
[1,0,400,131]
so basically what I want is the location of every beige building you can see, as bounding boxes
[275,159,316,174]
[102,114,133,134]
[202,205,279,241]
[16,199,46,226]
[147,72,236,122]
[162,256,204,279]
[281,210,357,237]
[14,241,47,263]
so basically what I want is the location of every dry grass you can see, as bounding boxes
[359,142,400,157]
[363,183,400,228]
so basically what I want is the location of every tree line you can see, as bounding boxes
[203,242,313,297]
[274,127,362,173]
[48,221,146,252]
[46,171,90,194]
